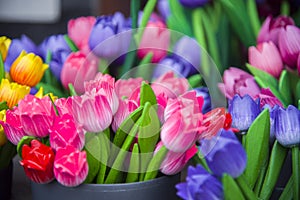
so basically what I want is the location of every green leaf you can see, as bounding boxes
[0,53,5,79]
[84,146,100,183]
[188,74,202,88]
[223,174,245,200]
[295,81,300,105]
[0,142,16,169]
[279,70,292,105]
[0,101,8,111]
[68,83,78,96]
[246,63,278,88]
[125,143,140,183]
[36,82,67,98]
[235,174,258,200]
[63,34,79,52]
[279,176,293,200]
[16,136,36,158]
[259,141,288,199]
[244,109,270,189]
[140,82,157,106]
[96,129,111,184]
[138,102,160,180]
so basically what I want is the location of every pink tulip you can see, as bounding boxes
[218,67,261,99]
[49,114,85,151]
[61,51,98,94]
[200,108,226,139]
[68,16,96,52]
[112,99,138,132]
[257,16,294,45]
[54,146,88,187]
[115,77,144,100]
[71,91,113,133]
[155,142,198,175]
[137,21,170,63]
[84,73,119,114]
[151,71,189,99]
[54,97,73,116]
[255,88,283,108]
[0,109,26,145]
[161,91,204,152]
[249,42,283,78]
[279,25,300,68]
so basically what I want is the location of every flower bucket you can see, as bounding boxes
[0,161,13,200]
[31,173,180,200]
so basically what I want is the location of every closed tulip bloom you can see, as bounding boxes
[179,0,210,8]
[0,110,7,146]
[152,71,189,99]
[279,25,300,68]
[10,51,48,87]
[17,95,54,138]
[4,35,38,71]
[218,67,261,99]
[39,34,72,79]
[157,142,198,175]
[68,16,96,53]
[249,42,283,78]
[71,90,113,133]
[176,165,223,200]
[20,140,55,184]
[115,77,144,100]
[137,21,170,63]
[54,145,88,187]
[274,105,300,147]
[0,36,11,61]
[61,51,98,94]
[89,12,130,59]
[54,97,73,116]
[201,108,226,139]
[200,129,247,178]
[257,16,295,45]
[229,95,261,131]
[256,88,283,108]
[49,114,85,151]
[0,79,30,108]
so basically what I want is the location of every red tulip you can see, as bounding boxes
[20,140,55,184]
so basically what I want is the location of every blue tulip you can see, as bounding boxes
[200,129,247,178]
[229,94,261,131]
[274,105,300,147]
[179,0,210,8]
[176,165,223,200]
[194,87,211,114]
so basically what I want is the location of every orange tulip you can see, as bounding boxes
[10,51,48,87]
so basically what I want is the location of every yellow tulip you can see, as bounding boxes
[10,51,49,87]
[0,36,11,61]
[0,110,7,146]
[35,87,57,100]
[0,79,30,108]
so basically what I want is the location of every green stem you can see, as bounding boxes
[135,52,153,80]
[247,0,261,37]
[63,34,79,52]
[279,175,293,200]
[253,164,267,196]
[0,53,5,79]
[236,174,258,200]
[193,151,211,173]
[68,83,77,96]
[292,146,299,200]
[281,1,290,16]
[131,0,140,29]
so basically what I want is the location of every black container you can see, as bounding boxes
[31,174,180,200]
[0,161,13,200]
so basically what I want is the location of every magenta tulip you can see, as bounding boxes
[49,114,85,151]
[249,42,283,78]
[256,88,283,108]
[68,16,96,53]
[71,91,113,133]
[54,146,88,187]
[218,67,261,99]
[279,25,300,68]
[257,16,295,45]
[54,97,73,116]
[137,21,170,63]
[151,71,189,99]
[60,51,98,94]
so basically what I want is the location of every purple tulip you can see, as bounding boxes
[176,165,223,200]
[274,105,300,147]
[218,67,261,100]
[257,16,294,45]
[229,95,261,131]
[194,87,211,113]
[39,34,72,79]
[173,36,200,75]
[279,25,300,68]
[248,41,283,78]
[4,35,38,71]
[152,54,195,79]
[263,104,278,143]
[88,12,131,59]
[200,129,247,178]
[179,0,210,8]
[157,0,171,21]
[256,88,283,108]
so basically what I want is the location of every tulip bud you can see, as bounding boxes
[0,36,11,61]
[20,140,55,184]
[10,51,48,87]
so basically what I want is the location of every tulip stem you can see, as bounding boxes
[236,174,258,200]
[292,146,299,200]
[130,0,140,29]
[279,175,293,200]
[135,52,153,80]
[0,53,5,79]
[281,1,290,16]
[193,151,211,173]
